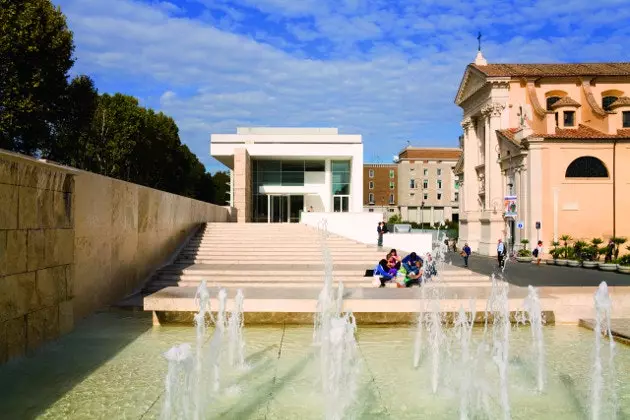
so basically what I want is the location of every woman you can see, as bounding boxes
[405,260,424,287]
[374,259,394,288]
[387,249,401,271]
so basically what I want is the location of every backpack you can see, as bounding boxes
[532,248,539,257]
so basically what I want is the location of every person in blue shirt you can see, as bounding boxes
[402,252,422,275]
[374,259,393,287]
[462,243,471,267]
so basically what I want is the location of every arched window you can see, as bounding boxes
[565,156,609,178]
[602,96,618,111]
[546,96,562,110]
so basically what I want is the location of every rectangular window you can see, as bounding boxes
[564,111,575,127]
[437,168,442,176]
[409,179,415,189]
[454,192,459,201]
[389,181,395,190]
[368,169,374,178]
[305,161,325,171]
[368,209,374,212]
[423,179,428,189]
[437,193,442,200]
[389,169,395,179]
[423,193,428,200]
[389,194,395,204]
[332,160,351,195]
[368,193,375,204]
[555,112,559,127]
[623,111,630,128]
[423,168,428,176]
[437,180,442,189]
[369,181,374,189]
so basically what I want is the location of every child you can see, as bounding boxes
[533,240,543,265]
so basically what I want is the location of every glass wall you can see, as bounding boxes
[251,159,324,222]
[332,160,351,212]
[331,160,350,195]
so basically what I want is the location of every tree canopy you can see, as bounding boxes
[0,0,228,205]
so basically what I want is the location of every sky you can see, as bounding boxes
[54,0,630,173]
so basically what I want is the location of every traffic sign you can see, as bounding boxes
[517,221,524,229]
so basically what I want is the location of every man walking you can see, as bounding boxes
[462,243,471,268]
[497,238,506,268]
[377,222,384,248]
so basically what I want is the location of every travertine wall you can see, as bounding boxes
[0,151,231,363]
[72,171,230,320]
[233,148,252,223]
[0,152,75,364]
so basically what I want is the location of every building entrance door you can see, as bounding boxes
[269,195,288,223]
[268,195,305,223]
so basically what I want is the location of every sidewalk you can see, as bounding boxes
[446,251,630,287]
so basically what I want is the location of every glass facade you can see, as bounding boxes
[331,160,350,195]
[251,159,325,222]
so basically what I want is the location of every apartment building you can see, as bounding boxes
[363,164,399,216]
[396,147,462,225]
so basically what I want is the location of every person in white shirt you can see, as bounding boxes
[497,239,506,268]
[534,240,543,265]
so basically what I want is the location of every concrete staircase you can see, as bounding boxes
[140,223,538,325]
[142,223,491,293]
[143,223,385,293]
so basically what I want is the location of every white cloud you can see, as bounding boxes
[56,0,630,171]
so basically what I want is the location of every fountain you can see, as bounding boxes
[227,289,246,369]
[314,218,361,420]
[591,281,618,420]
[516,285,546,393]
[161,284,235,418]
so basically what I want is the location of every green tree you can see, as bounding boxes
[211,171,230,205]
[0,0,74,154]
[46,75,99,167]
[91,93,143,179]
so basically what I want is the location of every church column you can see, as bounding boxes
[484,102,506,212]
[482,111,491,209]
[461,118,476,215]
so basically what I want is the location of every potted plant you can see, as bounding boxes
[599,237,625,271]
[555,235,572,266]
[567,246,581,267]
[582,238,602,268]
[546,241,560,265]
[516,239,533,262]
[617,246,630,274]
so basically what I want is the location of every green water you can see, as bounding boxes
[0,311,628,419]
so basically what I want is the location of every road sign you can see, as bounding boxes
[517,221,524,229]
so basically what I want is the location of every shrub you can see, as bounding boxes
[518,248,532,257]
[616,255,630,267]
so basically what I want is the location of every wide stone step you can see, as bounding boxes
[145,279,495,292]
[183,246,374,252]
[144,285,556,317]
[178,251,386,257]
[175,258,386,265]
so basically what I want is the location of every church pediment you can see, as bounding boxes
[455,66,488,105]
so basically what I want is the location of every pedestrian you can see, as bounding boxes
[461,243,471,267]
[497,238,506,268]
[377,222,384,248]
[605,239,614,263]
[533,240,543,265]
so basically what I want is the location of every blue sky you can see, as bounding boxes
[55,0,630,173]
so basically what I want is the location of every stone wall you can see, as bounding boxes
[232,148,252,223]
[72,171,230,320]
[0,152,75,363]
[0,151,231,363]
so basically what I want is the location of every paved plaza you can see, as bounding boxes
[446,251,630,287]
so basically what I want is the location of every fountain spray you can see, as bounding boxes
[227,289,246,369]
[591,281,617,420]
